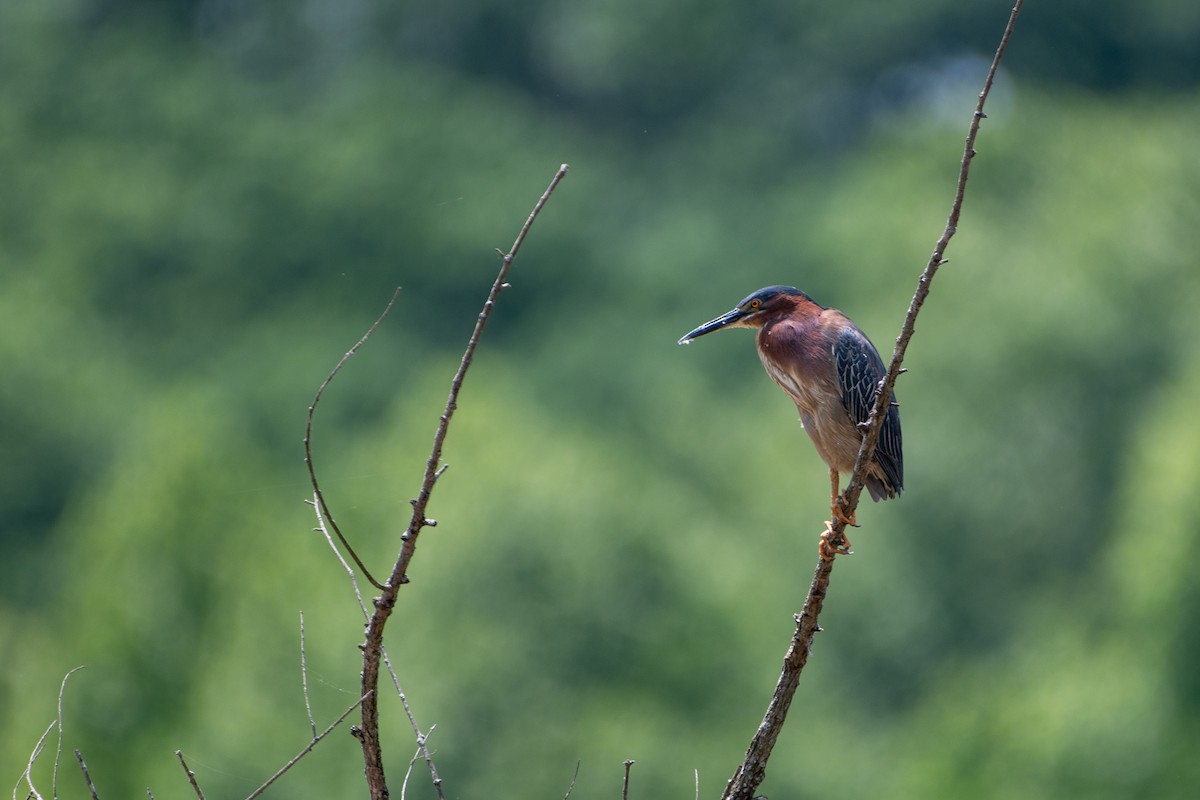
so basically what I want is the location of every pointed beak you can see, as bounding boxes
[677,307,749,344]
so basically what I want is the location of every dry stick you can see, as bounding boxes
[358,164,570,800]
[311,496,445,799]
[720,4,1024,799]
[242,694,371,800]
[621,760,635,800]
[73,752,100,800]
[52,666,85,800]
[304,286,404,592]
[175,751,205,800]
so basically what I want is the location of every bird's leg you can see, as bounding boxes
[820,468,854,559]
[829,469,858,527]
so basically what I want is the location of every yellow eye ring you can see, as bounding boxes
[748,299,761,310]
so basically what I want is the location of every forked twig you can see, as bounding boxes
[15,721,55,800]
[399,725,438,800]
[720,4,1024,799]
[311,495,445,798]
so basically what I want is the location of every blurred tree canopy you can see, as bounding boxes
[3,1,1199,798]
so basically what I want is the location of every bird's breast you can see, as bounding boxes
[755,320,837,414]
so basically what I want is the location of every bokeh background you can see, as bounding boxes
[4,1,1199,797]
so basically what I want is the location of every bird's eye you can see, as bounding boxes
[747,299,761,311]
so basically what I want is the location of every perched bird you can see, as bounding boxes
[679,285,903,557]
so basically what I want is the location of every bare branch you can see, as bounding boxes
[835,0,1024,546]
[357,163,569,800]
[52,666,85,800]
[73,752,99,800]
[242,693,371,800]
[621,760,635,800]
[305,286,404,591]
[392,162,571,590]
[720,4,1024,799]
[174,752,205,800]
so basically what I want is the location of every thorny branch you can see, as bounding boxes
[720,3,1024,799]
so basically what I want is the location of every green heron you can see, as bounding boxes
[679,286,903,557]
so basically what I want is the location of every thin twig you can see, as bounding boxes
[145,789,155,800]
[73,752,99,800]
[298,612,317,739]
[52,666,85,800]
[621,760,635,800]
[405,720,444,800]
[242,693,371,800]
[175,752,205,800]
[311,496,371,619]
[720,4,1024,799]
[357,163,569,800]
[562,761,582,800]
[304,286,404,591]
[399,746,420,800]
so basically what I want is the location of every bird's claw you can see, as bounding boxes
[832,494,859,527]
[819,520,853,560]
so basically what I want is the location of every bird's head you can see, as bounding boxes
[678,285,817,344]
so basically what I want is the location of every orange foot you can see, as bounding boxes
[832,493,859,528]
[819,519,853,561]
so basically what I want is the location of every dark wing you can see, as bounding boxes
[833,327,904,498]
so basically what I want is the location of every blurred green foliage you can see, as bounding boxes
[3,1,1199,798]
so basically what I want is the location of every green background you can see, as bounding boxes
[4,1,1199,797]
